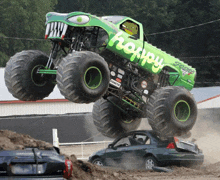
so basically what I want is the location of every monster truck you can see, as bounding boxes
[4,12,197,139]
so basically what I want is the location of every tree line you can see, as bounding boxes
[0,0,220,86]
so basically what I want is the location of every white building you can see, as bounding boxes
[1,67,220,116]
[0,68,93,116]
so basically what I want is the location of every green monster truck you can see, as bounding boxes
[4,12,197,139]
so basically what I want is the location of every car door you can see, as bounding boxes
[123,133,151,168]
[104,133,152,169]
[107,19,144,64]
[104,134,133,167]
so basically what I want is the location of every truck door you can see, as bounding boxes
[107,19,144,64]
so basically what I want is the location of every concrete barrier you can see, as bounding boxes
[0,113,98,143]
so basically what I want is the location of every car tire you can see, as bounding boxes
[147,86,197,138]
[145,156,158,170]
[92,96,141,138]
[92,158,104,166]
[4,50,56,101]
[56,51,110,103]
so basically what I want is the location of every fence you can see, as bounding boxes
[52,129,112,160]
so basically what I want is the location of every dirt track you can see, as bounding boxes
[60,145,220,180]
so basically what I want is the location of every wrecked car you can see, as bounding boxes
[88,130,204,170]
[0,147,72,179]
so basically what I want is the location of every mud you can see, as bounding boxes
[0,129,53,150]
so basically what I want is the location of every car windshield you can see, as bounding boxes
[114,135,132,147]
[101,16,126,24]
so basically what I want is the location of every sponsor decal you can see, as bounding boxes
[110,79,121,88]
[117,74,123,79]
[109,32,164,73]
[173,61,195,76]
[118,68,125,75]
[181,69,190,76]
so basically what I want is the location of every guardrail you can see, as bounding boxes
[52,128,112,160]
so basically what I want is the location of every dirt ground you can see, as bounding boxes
[1,129,220,180]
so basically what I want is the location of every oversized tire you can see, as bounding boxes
[147,86,197,138]
[56,51,110,103]
[4,50,55,101]
[92,96,141,138]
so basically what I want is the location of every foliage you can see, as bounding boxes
[0,0,57,66]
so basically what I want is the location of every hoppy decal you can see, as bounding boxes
[109,32,164,73]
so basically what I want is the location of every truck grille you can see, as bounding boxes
[45,22,68,39]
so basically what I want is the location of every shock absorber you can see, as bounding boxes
[46,42,59,69]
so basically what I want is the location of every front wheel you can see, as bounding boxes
[147,86,197,138]
[145,156,158,170]
[4,50,55,101]
[56,51,110,103]
[92,158,104,166]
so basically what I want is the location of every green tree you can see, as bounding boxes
[56,0,178,34]
[0,0,58,67]
[159,0,220,87]
[208,0,220,55]
[149,0,220,57]
[55,0,91,13]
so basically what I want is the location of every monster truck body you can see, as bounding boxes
[44,12,196,89]
[4,11,197,139]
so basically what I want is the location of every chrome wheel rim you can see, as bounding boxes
[145,159,155,170]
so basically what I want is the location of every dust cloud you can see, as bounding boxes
[84,107,220,165]
[189,108,220,164]
[104,152,144,170]
[138,109,220,165]
[83,113,113,142]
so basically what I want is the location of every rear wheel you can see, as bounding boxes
[147,86,197,138]
[4,50,55,101]
[56,51,110,103]
[145,156,158,170]
[92,96,141,138]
